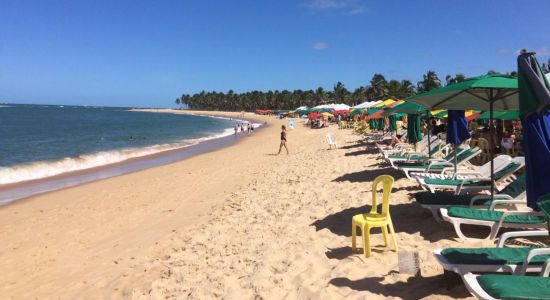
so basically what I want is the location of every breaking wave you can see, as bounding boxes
[0,126,254,185]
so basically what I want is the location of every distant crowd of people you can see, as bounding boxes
[234,122,255,135]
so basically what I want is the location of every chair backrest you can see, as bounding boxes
[327,133,334,145]
[455,146,481,163]
[494,156,525,181]
[442,145,469,161]
[536,193,550,233]
[499,173,526,198]
[369,175,395,216]
[477,155,512,177]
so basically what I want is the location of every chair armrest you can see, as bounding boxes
[518,248,550,275]
[426,162,453,171]
[496,211,545,232]
[489,199,526,210]
[497,230,549,247]
[470,194,512,207]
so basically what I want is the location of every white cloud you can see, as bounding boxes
[498,48,509,55]
[307,0,367,14]
[312,42,328,50]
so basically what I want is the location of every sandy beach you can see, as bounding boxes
[0,110,483,299]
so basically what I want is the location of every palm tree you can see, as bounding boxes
[367,74,388,100]
[445,73,466,85]
[417,70,441,93]
[315,87,327,104]
[333,81,350,104]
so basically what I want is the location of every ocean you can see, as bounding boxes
[0,104,244,186]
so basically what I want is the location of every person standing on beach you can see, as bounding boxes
[277,125,289,155]
[234,125,238,135]
[247,123,251,134]
[240,124,244,132]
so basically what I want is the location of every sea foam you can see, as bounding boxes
[0,126,252,185]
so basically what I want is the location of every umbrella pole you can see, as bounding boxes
[454,144,458,175]
[489,93,495,201]
[427,111,432,159]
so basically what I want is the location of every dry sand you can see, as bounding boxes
[0,110,484,299]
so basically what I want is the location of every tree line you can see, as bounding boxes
[175,67,541,111]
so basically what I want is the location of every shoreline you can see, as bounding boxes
[0,109,267,205]
[1,113,478,299]
[0,110,284,298]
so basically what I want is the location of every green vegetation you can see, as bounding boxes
[175,70,511,111]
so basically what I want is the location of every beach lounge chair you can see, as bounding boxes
[462,270,550,300]
[415,171,524,220]
[417,157,525,194]
[384,140,447,167]
[461,196,550,299]
[415,172,525,222]
[434,229,550,275]
[440,198,546,241]
[380,134,433,157]
[395,146,478,179]
[326,133,337,149]
[411,155,512,182]
[352,175,398,257]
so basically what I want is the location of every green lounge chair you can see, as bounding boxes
[434,229,550,275]
[440,205,546,241]
[415,172,525,222]
[459,195,550,299]
[385,141,448,167]
[411,155,512,184]
[463,270,550,300]
[396,146,479,179]
[417,157,524,194]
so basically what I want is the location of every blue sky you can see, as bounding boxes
[1,0,549,107]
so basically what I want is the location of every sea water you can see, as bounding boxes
[0,104,243,185]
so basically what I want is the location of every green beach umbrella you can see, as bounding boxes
[349,108,362,116]
[407,114,422,145]
[388,115,397,133]
[382,102,427,116]
[369,118,378,130]
[517,51,550,209]
[377,117,385,130]
[406,73,519,200]
[477,111,519,120]
[406,74,518,111]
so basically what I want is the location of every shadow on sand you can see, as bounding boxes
[332,167,405,183]
[329,272,471,299]
[311,202,454,243]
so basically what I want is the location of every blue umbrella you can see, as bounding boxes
[446,110,471,174]
[517,52,550,209]
[446,110,471,144]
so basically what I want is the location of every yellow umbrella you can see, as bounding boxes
[321,112,334,117]
[374,99,397,108]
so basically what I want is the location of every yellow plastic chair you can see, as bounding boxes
[352,175,398,257]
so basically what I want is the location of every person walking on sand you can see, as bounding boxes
[234,125,238,135]
[277,125,289,155]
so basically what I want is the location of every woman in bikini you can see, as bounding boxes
[277,125,289,155]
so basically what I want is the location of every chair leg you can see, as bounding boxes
[381,225,389,247]
[388,222,398,252]
[363,225,371,257]
[351,222,357,253]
